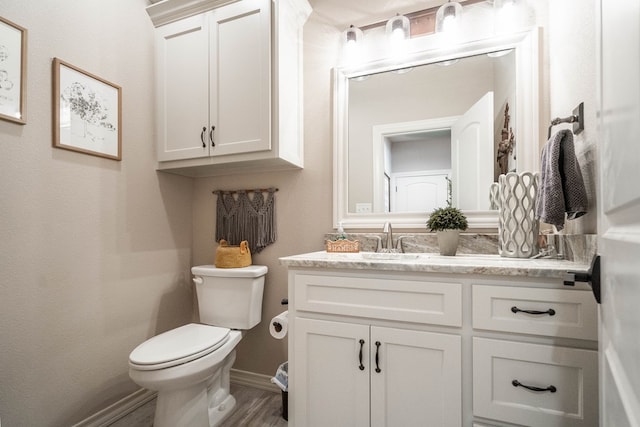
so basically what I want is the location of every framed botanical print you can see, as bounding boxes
[0,15,27,124]
[52,58,122,160]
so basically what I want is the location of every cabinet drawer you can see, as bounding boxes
[473,338,598,427]
[294,273,462,326]
[472,285,597,340]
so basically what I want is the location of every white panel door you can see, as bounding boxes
[209,0,271,156]
[155,14,209,161]
[599,1,640,426]
[391,171,449,212]
[370,326,461,427]
[293,318,370,427]
[451,91,494,210]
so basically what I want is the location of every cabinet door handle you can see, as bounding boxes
[358,339,365,371]
[374,341,381,373]
[200,127,207,148]
[209,125,216,147]
[511,306,556,316]
[512,379,557,393]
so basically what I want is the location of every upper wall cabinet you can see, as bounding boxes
[147,0,311,177]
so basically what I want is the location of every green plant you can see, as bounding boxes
[426,206,468,231]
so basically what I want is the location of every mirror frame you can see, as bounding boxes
[333,28,540,230]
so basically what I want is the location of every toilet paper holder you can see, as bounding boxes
[272,299,288,332]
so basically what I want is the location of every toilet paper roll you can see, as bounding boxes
[269,310,288,339]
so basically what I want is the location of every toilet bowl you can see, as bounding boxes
[128,265,267,427]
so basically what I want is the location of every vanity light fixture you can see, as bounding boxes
[344,25,363,47]
[386,14,410,42]
[435,0,463,33]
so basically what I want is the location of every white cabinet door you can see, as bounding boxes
[370,326,462,427]
[294,318,370,427]
[209,0,270,157]
[155,14,209,161]
[155,0,270,162]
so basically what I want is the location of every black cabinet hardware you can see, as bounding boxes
[209,125,216,147]
[512,379,557,393]
[200,127,206,147]
[511,306,556,316]
[358,339,365,371]
[375,341,381,373]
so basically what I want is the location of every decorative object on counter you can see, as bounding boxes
[496,171,540,258]
[536,129,588,231]
[214,239,252,268]
[496,102,515,177]
[489,182,500,210]
[326,239,360,253]
[0,15,27,125]
[213,187,277,253]
[52,58,122,160]
[427,206,468,256]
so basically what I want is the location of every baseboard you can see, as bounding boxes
[71,388,157,427]
[231,368,280,393]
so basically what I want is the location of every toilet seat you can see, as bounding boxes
[129,323,230,370]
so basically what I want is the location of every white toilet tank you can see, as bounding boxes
[191,265,267,329]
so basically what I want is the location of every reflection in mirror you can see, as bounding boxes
[348,50,515,214]
[333,29,540,230]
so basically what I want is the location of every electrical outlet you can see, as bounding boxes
[355,203,372,213]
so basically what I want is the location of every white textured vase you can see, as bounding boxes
[437,229,460,256]
[496,172,540,258]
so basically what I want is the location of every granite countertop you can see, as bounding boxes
[279,251,591,279]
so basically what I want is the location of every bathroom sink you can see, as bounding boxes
[359,252,423,260]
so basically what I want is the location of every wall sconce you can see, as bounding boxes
[386,14,410,42]
[435,1,463,33]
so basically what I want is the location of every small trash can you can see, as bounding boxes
[271,361,288,420]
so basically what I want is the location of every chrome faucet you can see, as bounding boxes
[383,222,393,251]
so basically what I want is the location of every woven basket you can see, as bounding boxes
[325,239,360,253]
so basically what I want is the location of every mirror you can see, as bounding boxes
[333,29,540,229]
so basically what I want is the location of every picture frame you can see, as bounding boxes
[52,58,122,161]
[0,15,27,125]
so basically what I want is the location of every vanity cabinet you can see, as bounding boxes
[295,319,461,427]
[147,0,310,176]
[282,255,599,427]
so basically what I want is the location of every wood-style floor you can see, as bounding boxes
[110,384,287,427]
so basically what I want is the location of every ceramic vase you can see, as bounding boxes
[496,172,540,258]
[437,229,460,256]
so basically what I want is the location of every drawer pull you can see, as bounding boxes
[511,306,556,316]
[512,379,557,393]
[358,339,365,371]
[209,125,216,147]
[375,341,381,373]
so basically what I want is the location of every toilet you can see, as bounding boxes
[128,264,267,427]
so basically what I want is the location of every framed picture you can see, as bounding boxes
[52,58,122,160]
[0,16,27,124]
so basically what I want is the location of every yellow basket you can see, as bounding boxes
[325,239,360,253]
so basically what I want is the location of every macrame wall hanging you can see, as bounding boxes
[213,187,277,254]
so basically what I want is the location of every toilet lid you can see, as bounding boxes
[129,323,230,369]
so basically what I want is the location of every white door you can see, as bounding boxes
[209,0,271,156]
[293,318,370,427]
[599,1,640,426]
[451,91,494,210]
[370,326,461,427]
[391,171,449,212]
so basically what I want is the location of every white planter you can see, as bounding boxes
[437,229,460,256]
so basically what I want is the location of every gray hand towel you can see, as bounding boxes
[535,129,588,230]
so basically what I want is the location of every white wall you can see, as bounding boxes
[0,1,194,425]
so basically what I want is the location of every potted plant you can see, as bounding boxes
[427,206,468,256]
